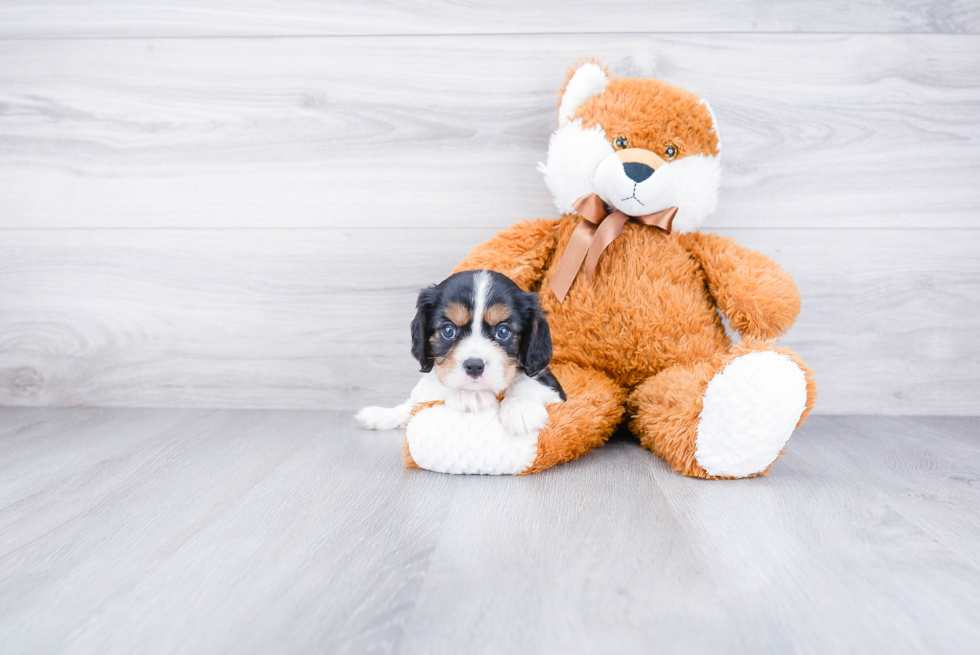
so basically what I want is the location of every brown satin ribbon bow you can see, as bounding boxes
[549,193,677,302]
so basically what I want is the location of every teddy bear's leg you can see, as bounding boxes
[628,343,816,479]
[520,362,627,474]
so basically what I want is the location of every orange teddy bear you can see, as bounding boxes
[447,60,817,479]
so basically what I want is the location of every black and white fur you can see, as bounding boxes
[355,270,565,435]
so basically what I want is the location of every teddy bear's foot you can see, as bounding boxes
[404,362,626,475]
[694,350,809,477]
[629,344,816,479]
[405,404,540,475]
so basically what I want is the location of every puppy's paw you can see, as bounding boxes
[445,390,499,413]
[354,406,406,430]
[498,397,550,436]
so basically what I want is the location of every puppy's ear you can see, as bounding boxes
[411,287,438,372]
[518,291,553,377]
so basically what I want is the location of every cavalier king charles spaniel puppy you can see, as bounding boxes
[356,270,565,435]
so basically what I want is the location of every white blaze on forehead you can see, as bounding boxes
[470,270,492,332]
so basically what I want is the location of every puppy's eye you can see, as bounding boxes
[664,144,677,160]
[494,325,511,340]
[613,136,630,150]
[441,325,457,339]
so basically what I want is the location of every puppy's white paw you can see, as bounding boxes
[354,406,406,430]
[498,397,550,436]
[445,390,499,413]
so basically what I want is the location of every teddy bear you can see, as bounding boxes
[403,59,816,479]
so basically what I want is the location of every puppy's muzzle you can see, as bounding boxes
[463,358,485,379]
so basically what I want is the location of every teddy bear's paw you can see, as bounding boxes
[694,351,808,478]
[406,405,539,475]
[498,397,550,436]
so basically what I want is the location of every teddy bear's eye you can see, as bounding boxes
[614,136,630,150]
[664,144,678,160]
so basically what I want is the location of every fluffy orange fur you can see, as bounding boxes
[520,362,627,474]
[579,77,720,160]
[402,437,420,469]
[456,219,559,291]
[439,68,817,478]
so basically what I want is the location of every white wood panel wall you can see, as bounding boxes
[1,1,978,36]
[0,2,978,414]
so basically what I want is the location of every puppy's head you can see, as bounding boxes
[411,270,553,393]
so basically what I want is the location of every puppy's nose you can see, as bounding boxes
[463,358,485,378]
[623,162,654,183]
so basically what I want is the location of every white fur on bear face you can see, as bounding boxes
[538,65,722,233]
[538,121,720,233]
[669,154,722,233]
[536,119,614,215]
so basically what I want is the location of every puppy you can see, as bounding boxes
[355,270,565,435]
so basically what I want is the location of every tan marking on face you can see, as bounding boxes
[444,302,471,326]
[501,357,518,387]
[489,340,518,388]
[484,303,512,326]
[433,351,457,384]
[429,332,455,384]
[616,147,666,170]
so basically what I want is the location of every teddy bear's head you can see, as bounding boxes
[537,61,721,233]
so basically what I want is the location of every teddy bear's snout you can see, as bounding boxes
[594,150,680,217]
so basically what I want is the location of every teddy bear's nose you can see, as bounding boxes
[623,162,654,183]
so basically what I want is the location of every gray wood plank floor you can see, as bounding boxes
[1,409,977,654]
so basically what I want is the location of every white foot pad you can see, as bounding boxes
[695,351,808,478]
[406,405,539,475]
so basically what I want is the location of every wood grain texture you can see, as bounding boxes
[0,35,978,230]
[0,1,978,37]
[1,409,978,654]
[1,228,977,414]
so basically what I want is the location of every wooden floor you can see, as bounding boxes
[0,409,977,653]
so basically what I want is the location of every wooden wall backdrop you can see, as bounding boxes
[0,2,978,414]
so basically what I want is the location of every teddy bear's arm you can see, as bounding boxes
[452,219,560,291]
[682,232,801,340]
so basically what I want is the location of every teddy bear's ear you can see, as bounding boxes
[700,98,722,153]
[558,61,609,126]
